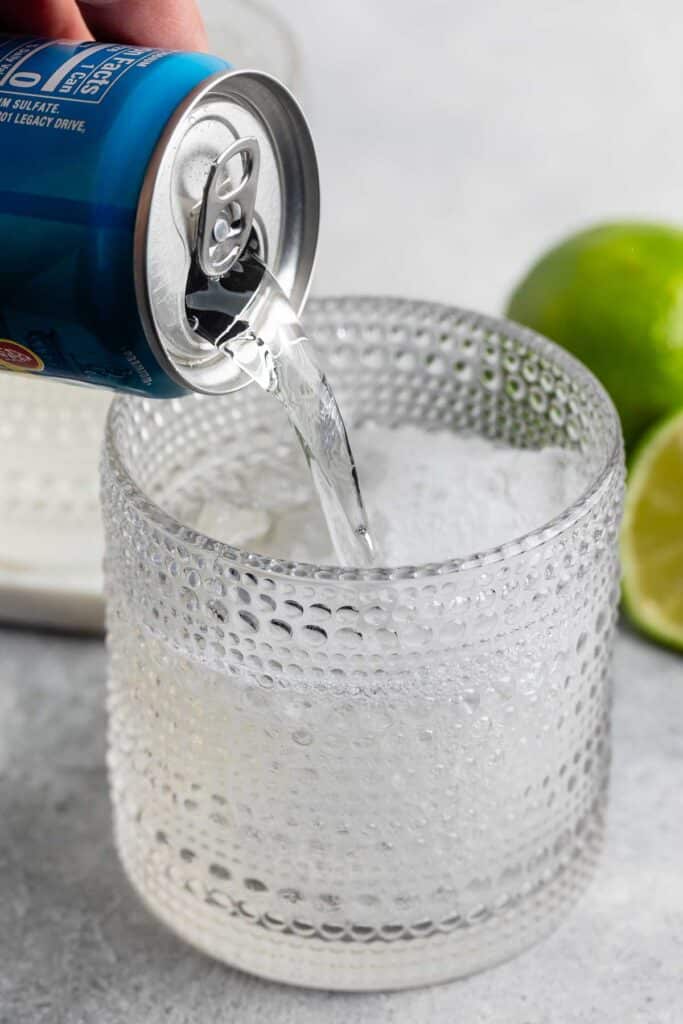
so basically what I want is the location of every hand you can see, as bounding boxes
[0,0,208,52]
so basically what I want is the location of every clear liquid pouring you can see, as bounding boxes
[186,249,376,567]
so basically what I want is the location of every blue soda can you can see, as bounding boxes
[0,36,319,395]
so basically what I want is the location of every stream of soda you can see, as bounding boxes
[222,329,375,567]
[186,258,376,567]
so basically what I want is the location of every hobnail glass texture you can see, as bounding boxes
[102,297,624,991]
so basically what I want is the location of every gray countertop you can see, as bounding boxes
[1,626,681,1023]
[2,0,683,1020]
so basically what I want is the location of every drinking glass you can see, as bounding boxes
[102,297,624,990]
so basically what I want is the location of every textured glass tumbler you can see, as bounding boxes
[102,298,624,991]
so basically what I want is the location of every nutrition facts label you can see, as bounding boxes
[0,38,164,105]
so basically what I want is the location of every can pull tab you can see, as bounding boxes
[197,137,260,279]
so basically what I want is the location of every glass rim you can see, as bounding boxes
[104,297,624,583]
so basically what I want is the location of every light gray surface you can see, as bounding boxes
[3,0,683,1020]
[1,626,681,1023]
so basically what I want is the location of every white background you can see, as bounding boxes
[240,0,683,313]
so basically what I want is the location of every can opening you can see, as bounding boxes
[185,232,266,346]
[135,68,319,395]
[184,134,271,350]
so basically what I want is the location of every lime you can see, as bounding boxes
[621,409,683,651]
[507,223,683,448]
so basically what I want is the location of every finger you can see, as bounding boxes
[77,0,207,51]
[0,0,91,39]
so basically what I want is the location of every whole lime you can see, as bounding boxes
[506,223,683,448]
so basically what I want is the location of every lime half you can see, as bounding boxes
[621,408,683,651]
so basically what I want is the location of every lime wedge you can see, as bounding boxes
[621,409,683,651]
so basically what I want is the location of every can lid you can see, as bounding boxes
[134,69,320,394]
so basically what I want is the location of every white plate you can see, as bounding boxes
[0,374,109,632]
